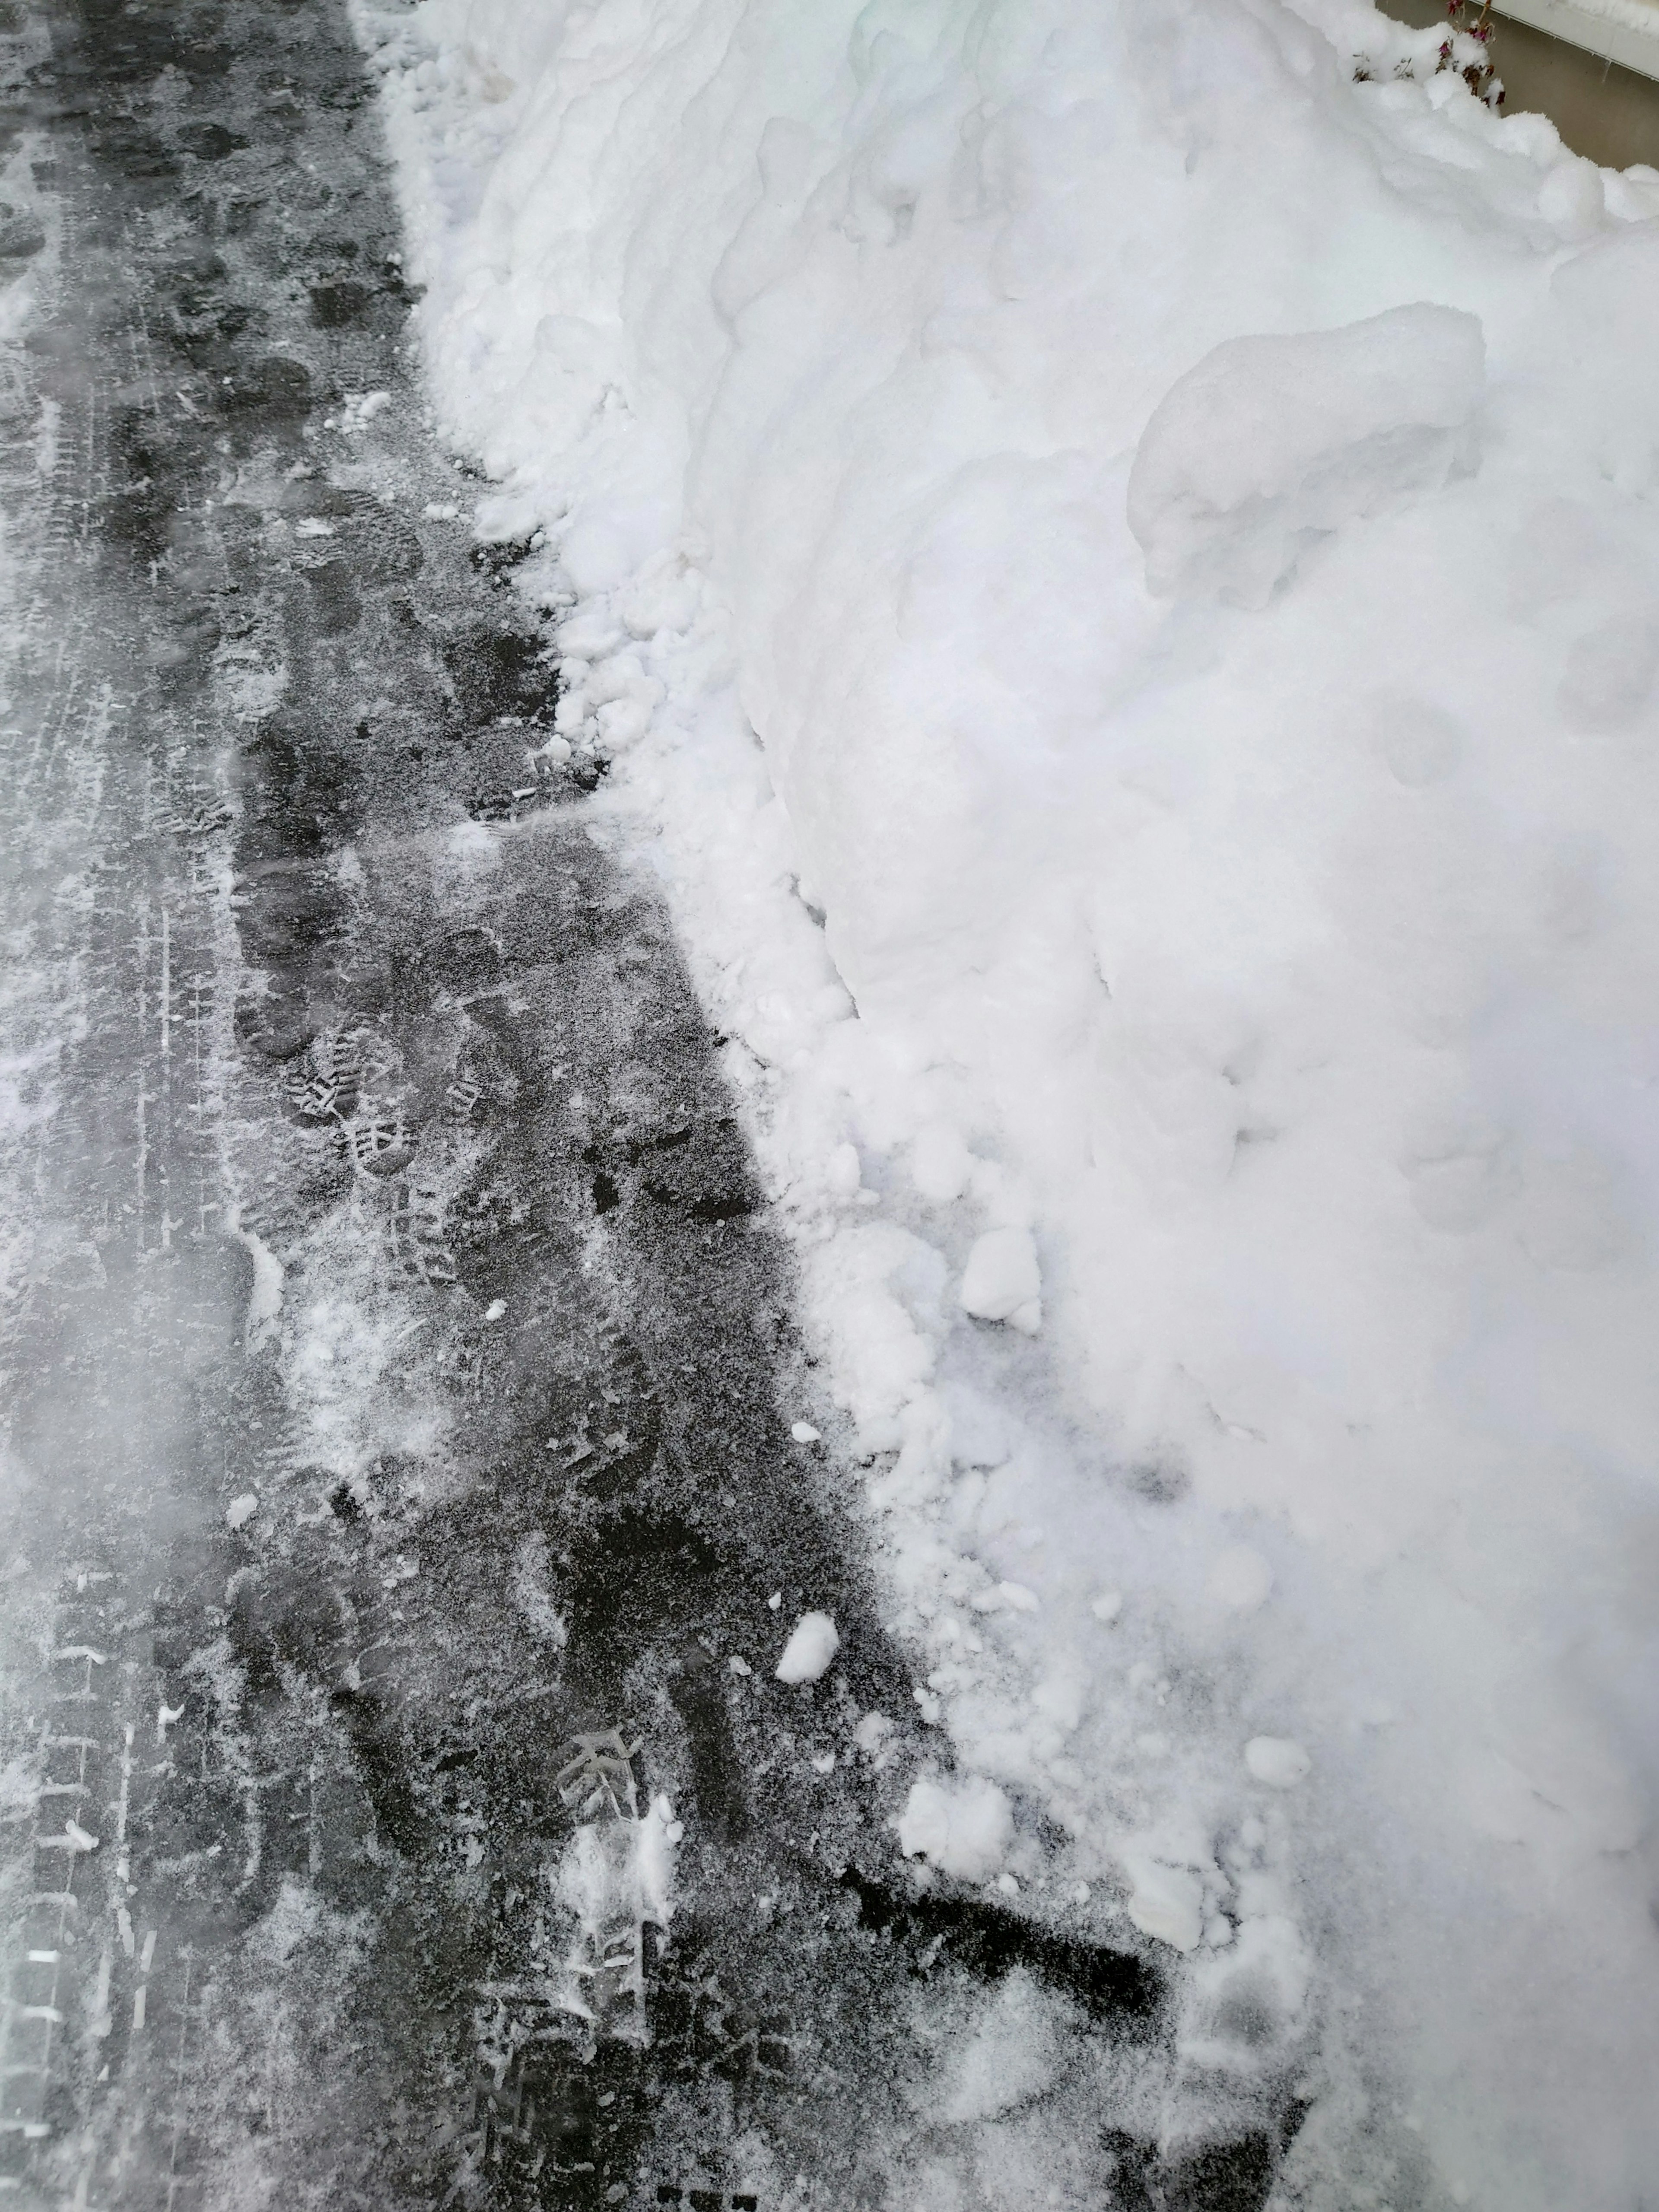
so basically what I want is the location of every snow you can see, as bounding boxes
[1125,303,1485,605]
[1119,1847,1207,1956]
[936,1969,1067,2123]
[1206,1546,1274,1611]
[897,1772,1014,1882]
[358,0,1659,2199]
[773,1608,840,1684]
[957,1225,1042,1332]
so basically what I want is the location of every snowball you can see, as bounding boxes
[1245,1735,1312,1789]
[790,1419,821,1443]
[226,1493,258,1530]
[898,1774,1014,1882]
[959,1227,1042,1333]
[774,1609,839,1684]
[1128,304,1485,606]
[1207,1546,1274,1611]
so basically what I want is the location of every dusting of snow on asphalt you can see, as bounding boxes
[356,1,1659,2202]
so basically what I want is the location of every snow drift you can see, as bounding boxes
[356,0,1659,2202]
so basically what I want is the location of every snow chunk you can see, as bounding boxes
[229,1207,283,1351]
[898,1773,1014,1882]
[1121,1851,1205,1954]
[959,1227,1042,1334]
[969,1579,1039,1615]
[1128,305,1485,606]
[1245,1735,1312,1789]
[775,1609,839,1684]
[226,1493,258,1531]
[637,1793,680,1927]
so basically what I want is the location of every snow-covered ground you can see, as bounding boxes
[355,2,1659,2200]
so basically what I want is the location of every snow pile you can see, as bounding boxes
[357,0,1659,2201]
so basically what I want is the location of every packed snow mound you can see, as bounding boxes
[897,1773,1014,1882]
[1126,304,1485,605]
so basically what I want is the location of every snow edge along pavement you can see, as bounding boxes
[350,2,1659,2205]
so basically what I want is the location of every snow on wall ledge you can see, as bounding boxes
[356,0,1659,2202]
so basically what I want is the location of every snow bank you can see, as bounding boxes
[358,0,1659,2200]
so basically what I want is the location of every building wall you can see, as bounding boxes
[1387,0,1659,167]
